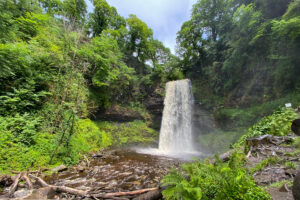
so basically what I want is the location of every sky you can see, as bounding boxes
[86,0,197,54]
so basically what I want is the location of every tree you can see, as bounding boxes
[63,0,87,25]
[126,14,153,64]
[39,0,63,15]
[88,0,125,36]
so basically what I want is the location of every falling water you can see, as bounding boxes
[158,79,195,153]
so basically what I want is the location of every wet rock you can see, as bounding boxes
[77,165,85,172]
[291,119,300,136]
[293,170,300,200]
[52,165,68,173]
[23,187,56,200]
[14,189,32,198]
[285,169,298,177]
[93,104,144,122]
[279,183,289,192]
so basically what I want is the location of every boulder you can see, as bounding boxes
[291,119,300,136]
[23,187,56,200]
[293,170,300,200]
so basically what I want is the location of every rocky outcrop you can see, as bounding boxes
[145,91,164,130]
[93,104,144,122]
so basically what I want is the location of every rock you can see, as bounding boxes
[23,187,56,200]
[291,119,300,136]
[93,104,144,122]
[279,183,289,192]
[293,170,300,200]
[14,189,32,198]
[285,169,298,177]
[77,165,85,172]
[52,164,68,173]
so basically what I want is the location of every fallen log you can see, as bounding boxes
[95,187,159,199]
[9,172,22,197]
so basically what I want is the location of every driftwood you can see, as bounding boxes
[22,172,33,190]
[9,172,22,197]
[94,188,159,199]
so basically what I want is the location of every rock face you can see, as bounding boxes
[293,170,300,200]
[93,104,144,122]
[145,93,164,130]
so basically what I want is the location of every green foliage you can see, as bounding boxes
[63,0,87,25]
[0,115,56,172]
[74,119,112,152]
[162,153,270,200]
[235,108,298,147]
[95,120,158,146]
[178,0,300,107]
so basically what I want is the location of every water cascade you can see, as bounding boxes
[158,79,195,154]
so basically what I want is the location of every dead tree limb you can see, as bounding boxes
[9,173,22,197]
[95,188,158,198]
[23,172,33,190]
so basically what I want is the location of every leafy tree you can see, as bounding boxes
[126,14,153,73]
[63,0,87,25]
[88,0,126,36]
[39,0,63,15]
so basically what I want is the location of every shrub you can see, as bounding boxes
[235,107,298,147]
[161,153,270,200]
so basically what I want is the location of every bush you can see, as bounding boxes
[235,107,298,147]
[161,153,270,200]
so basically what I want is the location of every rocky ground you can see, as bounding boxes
[245,134,300,200]
[0,149,184,200]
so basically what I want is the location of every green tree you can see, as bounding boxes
[63,0,87,25]
[88,0,125,36]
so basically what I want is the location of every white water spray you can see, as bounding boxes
[136,79,199,158]
[158,79,195,153]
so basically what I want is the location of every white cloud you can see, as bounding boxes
[105,0,197,54]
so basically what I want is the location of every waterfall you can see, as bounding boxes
[158,79,195,153]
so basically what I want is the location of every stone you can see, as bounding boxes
[14,189,32,198]
[293,170,300,200]
[52,164,68,173]
[23,187,56,200]
[279,183,289,192]
[77,166,85,172]
[291,119,300,136]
